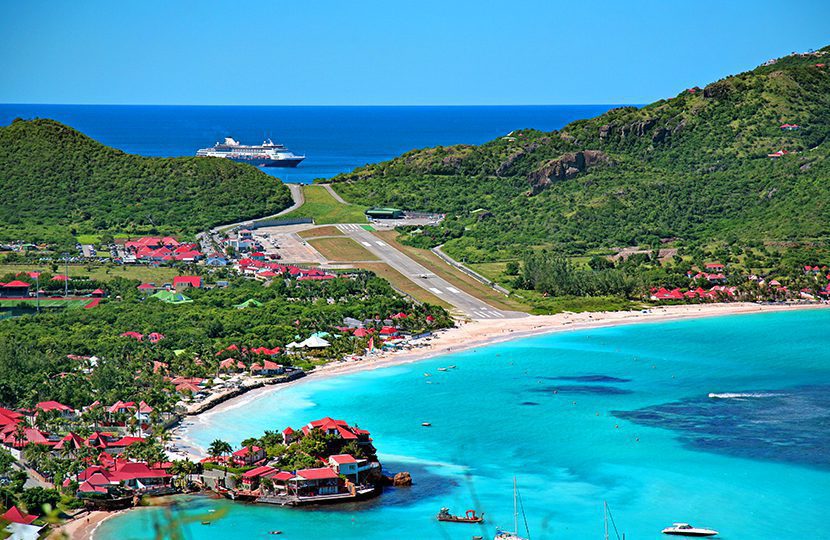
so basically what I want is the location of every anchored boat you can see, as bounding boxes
[437,507,484,523]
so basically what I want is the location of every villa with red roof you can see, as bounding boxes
[173,276,202,291]
[232,445,266,466]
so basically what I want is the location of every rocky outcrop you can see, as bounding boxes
[703,80,733,99]
[527,150,610,195]
[392,472,412,486]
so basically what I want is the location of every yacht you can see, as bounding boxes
[662,523,719,537]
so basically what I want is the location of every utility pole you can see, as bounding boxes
[64,254,69,297]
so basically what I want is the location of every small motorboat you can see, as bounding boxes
[201,521,211,525]
[437,507,485,523]
[437,367,448,372]
[422,422,432,427]
[662,523,719,536]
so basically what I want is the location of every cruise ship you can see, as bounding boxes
[196,137,305,167]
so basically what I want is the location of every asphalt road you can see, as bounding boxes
[337,224,526,320]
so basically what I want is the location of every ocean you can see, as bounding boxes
[0,104,618,184]
[97,310,830,539]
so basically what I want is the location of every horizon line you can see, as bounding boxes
[0,102,638,108]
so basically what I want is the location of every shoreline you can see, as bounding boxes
[54,509,124,540]
[174,301,829,459]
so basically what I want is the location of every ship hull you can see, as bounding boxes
[226,156,305,168]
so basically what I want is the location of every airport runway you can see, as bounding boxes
[337,224,526,319]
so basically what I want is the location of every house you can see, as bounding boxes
[282,427,298,444]
[136,283,156,294]
[328,454,359,482]
[302,417,371,444]
[251,346,280,356]
[240,465,277,490]
[704,263,725,271]
[121,331,144,340]
[768,149,789,158]
[232,445,265,466]
[173,276,202,291]
[91,288,106,297]
[205,254,228,266]
[147,332,165,343]
[0,280,31,298]
[219,358,245,372]
[288,467,340,496]
[111,461,172,491]
[1,506,37,525]
[650,287,685,301]
[35,401,76,419]
[780,124,801,131]
[251,360,284,376]
[251,252,267,261]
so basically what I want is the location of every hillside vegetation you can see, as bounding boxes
[0,119,293,244]
[329,46,830,262]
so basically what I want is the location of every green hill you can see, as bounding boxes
[329,46,830,262]
[0,119,293,244]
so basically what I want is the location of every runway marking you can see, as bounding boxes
[447,286,460,294]
[375,241,385,247]
[429,287,443,295]
[361,241,371,247]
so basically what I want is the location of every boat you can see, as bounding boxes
[422,422,432,427]
[494,477,530,540]
[437,507,484,523]
[603,501,625,540]
[196,137,305,167]
[437,367,448,372]
[661,523,719,537]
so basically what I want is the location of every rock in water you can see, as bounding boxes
[392,472,412,486]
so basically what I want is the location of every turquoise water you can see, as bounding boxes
[98,310,830,539]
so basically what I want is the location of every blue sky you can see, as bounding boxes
[1,0,827,105]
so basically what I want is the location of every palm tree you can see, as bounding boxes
[22,443,51,473]
[13,423,26,450]
[208,439,233,485]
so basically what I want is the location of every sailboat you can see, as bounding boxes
[604,501,625,540]
[494,477,530,540]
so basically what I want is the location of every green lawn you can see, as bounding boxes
[0,298,91,309]
[0,263,179,284]
[283,185,368,224]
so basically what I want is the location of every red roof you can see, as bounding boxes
[271,471,296,481]
[2,280,31,288]
[251,346,280,356]
[329,454,357,464]
[2,505,38,524]
[78,480,108,494]
[296,467,339,480]
[173,276,202,288]
[51,274,70,281]
[121,331,144,340]
[137,283,155,290]
[241,465,276,479]
[233,446,262,457]
[36,400,74,413]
